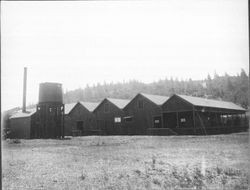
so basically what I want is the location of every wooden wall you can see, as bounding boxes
[64,103,98,136]
[10,116,32,139]
[124,94,162,135]
[162,95,193,112]
[94,99,125,135]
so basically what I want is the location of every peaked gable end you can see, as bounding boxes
[162,95,193,112]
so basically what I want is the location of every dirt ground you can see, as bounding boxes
[2,132,249,190]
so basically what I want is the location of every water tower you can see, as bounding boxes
[36,82,65,138]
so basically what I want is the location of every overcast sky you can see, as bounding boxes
[1,0,248,110]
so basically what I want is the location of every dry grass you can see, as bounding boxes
[2,133,249,190]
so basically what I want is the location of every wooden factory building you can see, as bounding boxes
[64,102,100,136]
[64,103,77,136]
[123,93,169,135]
[161,94,247,135]
[93,98,130,135]
[9,108,37,139]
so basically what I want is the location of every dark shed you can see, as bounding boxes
[9,109,36,139]
[123,93,169,135]
[93,98,130,135]
[161,94,248,135]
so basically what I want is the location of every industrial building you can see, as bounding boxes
[123,93,169,135]
[93,98,130,135]
[161,94,247,135]
[7,67,248,138]
[35,82,65,138]
[64,101,100,136]
[64,102,77,136]
[9,109,36,139]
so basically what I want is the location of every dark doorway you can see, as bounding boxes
[163,112,177,128]
[104,120,114,135]
[124,116,135,135]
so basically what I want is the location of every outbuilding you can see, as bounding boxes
[9,109,37,139]
[64,102,100,136]
[93,98,130,135]
[161,94,247,135]
[123,93,169,135]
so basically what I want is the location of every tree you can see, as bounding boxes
[63,70,249,108]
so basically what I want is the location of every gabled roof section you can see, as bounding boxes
[177,94,245,111]
[79,101,100,112]
[9,108,36,119]
[64,103,77,114]
[106,98,131,109]
[140,93,169,106]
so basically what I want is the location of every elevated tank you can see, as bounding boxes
[39,82,63,104]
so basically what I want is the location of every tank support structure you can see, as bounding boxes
[35,103,64,139]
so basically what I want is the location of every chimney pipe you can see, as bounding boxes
[22,67,27,113]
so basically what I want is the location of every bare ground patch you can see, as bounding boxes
[2,133,249,189]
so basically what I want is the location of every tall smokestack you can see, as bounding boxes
[22,67,27,113]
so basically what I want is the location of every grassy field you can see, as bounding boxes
[2,133,249,190]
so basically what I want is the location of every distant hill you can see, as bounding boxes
[63,69,249,109]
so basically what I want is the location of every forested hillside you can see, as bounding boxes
[64,69,249,108]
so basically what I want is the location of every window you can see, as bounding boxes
[154,119,160,123]
[124,116,133,122]
[114,117,121,123]
[153,116,162,128]
[104,103,109,113]
[138,100,144,109]
[180,118,186,122]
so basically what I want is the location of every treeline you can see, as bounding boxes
[64,69,249,108]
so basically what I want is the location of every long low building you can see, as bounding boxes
[7,93,248,138]
[160,94,247,135]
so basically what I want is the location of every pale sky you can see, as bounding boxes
[1,0,248,111]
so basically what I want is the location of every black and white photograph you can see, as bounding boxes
[1,0,249,189]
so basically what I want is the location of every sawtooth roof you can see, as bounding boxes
[106,98,131,109]
[177,94,245,111]
[79,101,100,112]
[64,103,77,114]
[140,93,169,106]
